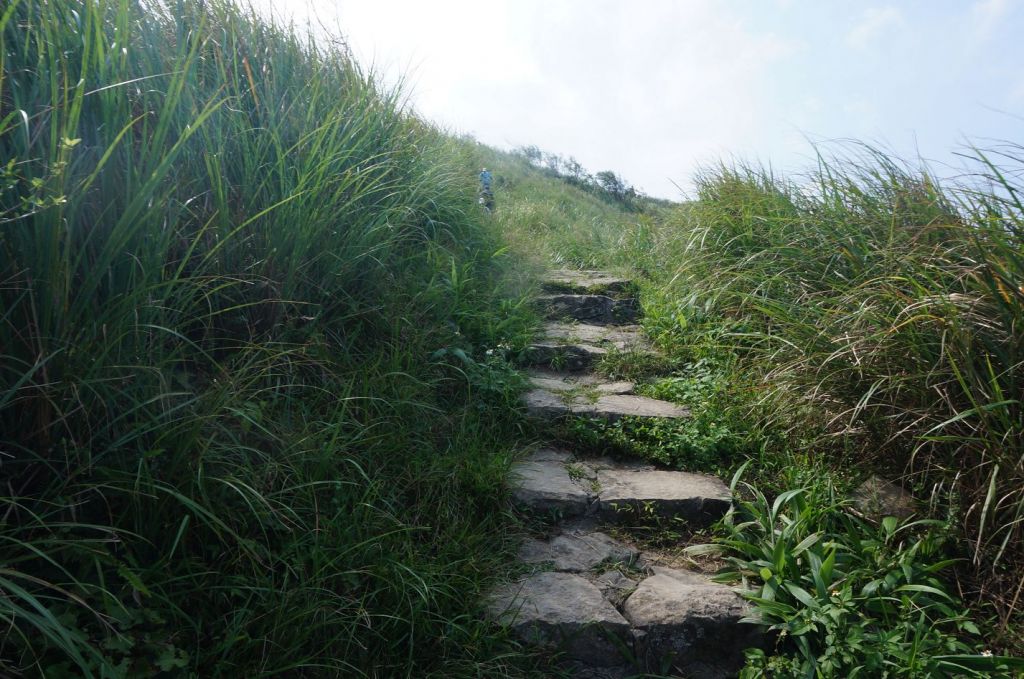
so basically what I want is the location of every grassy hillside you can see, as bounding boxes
[656,148,1024,651]
[465,143,668,272]
[0,2,541,676]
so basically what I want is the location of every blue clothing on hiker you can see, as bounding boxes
[480,169,493,190]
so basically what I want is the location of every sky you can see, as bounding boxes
[253,0,1024,200]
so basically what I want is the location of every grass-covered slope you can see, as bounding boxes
[1,2,536,676]
[466,144,667,271]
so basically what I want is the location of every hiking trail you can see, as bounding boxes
[487,270,766,679]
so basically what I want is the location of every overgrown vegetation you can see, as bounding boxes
[1,1,539,676]
[465,142,660,270]
[511,145,671,212]
[486,133,1024,667]
[692,467,1024,677]
[650,146,1024,652]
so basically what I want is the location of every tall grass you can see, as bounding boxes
[646,143,1023,636]
[1,1,536,675]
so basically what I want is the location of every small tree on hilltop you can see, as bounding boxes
[595,170,627,200]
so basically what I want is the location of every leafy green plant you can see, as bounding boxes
[692,466,1024,677]
[626,142,1024,645]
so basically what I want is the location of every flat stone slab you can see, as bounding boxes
[542,322,650,351]
[851,475,916,521]
[539,294,639,325]
[528,370,635,396]
[519,530,637,572]
[510,449,596,516]
[595,469,731,525]
[488,572,631,667]
[623,567,763,678]
[523,389,689,422]
[543,269,635,296]
[523,341,608,371]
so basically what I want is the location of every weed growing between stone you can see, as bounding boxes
[689,467,1024,677]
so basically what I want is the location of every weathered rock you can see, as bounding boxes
[585,394,689,421]
[622,567,763,678]
[522,389,689,422]
[488,572,632,667]
[510,449,596,517]
[851,475,916,521]
[527,370,635,395]
[543,269,635,296]
[523,341,608,371]
[518,530,637,572]
[542,322,650,352]
[595,469,731,526]
[539,294,640,325]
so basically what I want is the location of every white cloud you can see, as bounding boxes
[244,1,1019,199]
[310,0,799,197]
[971,0,1012,40]
[846,6,904,50]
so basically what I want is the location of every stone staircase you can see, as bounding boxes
[488,270,764,678]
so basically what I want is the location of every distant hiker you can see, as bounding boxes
[479,168,494,212]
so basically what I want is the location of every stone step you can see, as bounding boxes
[623,567,764,678]
[509,448,597,517]
[523,321,655,371]
[487,572,632,668]
[542,269,635,297]
[593,468,732,526]
[541,322,650,351]
[487,565,762,677]
[523,341,608,372]
[518,529,638,573]
[527,370,635,396]
[522,388,689,423]
[509,449,729,527]
[539,294,640,325]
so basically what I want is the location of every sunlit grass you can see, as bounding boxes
[638,142,1023,646]
[1,0,538,675]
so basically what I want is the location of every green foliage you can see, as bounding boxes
[635,143,1024,643]
[0,1,536,675]
[462,142,667,270]
[697,469,1024,677]
[561,360,748,471]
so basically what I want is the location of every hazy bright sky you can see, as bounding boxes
[255,0,1023,199]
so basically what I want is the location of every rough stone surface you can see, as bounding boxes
[851,475,916,521]
[510,449,596,516]
[527,370,635,395]
[488,572,631,667]
[522,389,690,422]
[518,530,637,572]
[542,322,650,351]
[623,567,762,678]
[596,469,731,525]
[543,270,634,296]
[523,341,608,371]
[540,294,640,325]
[586,394,689,421]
